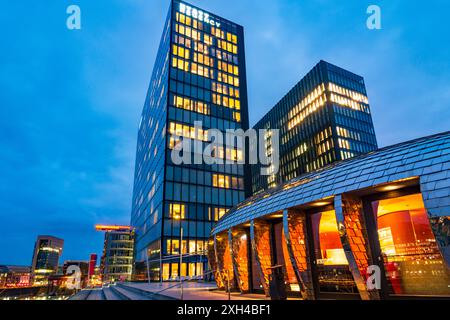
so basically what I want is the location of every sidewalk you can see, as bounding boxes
[123,282,269,300]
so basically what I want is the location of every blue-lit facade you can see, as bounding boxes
[252,61,378,194]
[209,132,450,299]
[131,0,250,280]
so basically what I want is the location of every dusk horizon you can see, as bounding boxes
[1,0,449,267]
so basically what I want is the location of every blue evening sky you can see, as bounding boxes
[1,0,449,265]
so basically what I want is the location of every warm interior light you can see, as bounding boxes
[312,201,331,207]
[95,225,132,231]
[270,213,283,218]
[380,185,404,192]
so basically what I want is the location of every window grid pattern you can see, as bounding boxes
[252,61,378,194]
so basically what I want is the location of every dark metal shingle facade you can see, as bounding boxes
[212,131,450,235]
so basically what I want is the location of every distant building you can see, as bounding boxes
[31,235,64,284]
[88,254,97,279]
[252,60,378,193]
[0,265,31,288]
[96,225,135,282]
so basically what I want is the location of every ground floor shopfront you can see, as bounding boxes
[208,132,450,299]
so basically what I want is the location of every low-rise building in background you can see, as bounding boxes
[96,225,135,282]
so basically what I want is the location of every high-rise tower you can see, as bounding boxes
[131,0,250,280]
[252,60,378,193]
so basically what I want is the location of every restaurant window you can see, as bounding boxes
[274,222,299,292]
[310,210,357,294]
[372,193,450,296]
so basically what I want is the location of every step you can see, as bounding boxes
[87,289,105,300]
[103,287,123,301]
[110,285,151,300]
[117,283,177,300]
[69,289,92,300]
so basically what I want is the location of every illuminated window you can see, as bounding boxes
[211,27,224,39]
[173,44,190,59]
[168,122,208,141]
[194,41,209,54]
[172,57,189,72]
[212,174,230,189]
[197,240,205,254]
[169,203,185,219]
[212,208,227,221]
[189,240,196,254]
[189,263,196,277]
[171,263,179,279]
[196,262,203,277]
[162,263,170,281]
[172,95,209,115]
[310,210,357,294]
[181,263,187,277]
[204,34,213,45]
[338,138,350,150]
[372,193,450,296]
[168,239,180,255]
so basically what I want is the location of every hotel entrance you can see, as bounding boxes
[307,208,359,299]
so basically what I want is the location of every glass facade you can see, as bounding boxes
[252,60,378,193]
[101,230,135,282]
[131,0,250,280]
[31,236,64,284]
[372,193,450,296]
[310,210,357,295]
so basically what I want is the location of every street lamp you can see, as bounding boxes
[174,214,183,300]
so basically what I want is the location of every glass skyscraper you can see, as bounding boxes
[131,0,250,280]
[31,235,64,285]
[252,60,378,194]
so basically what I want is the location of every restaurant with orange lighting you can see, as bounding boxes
[209,132,450,299]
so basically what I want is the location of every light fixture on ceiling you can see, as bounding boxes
[312,201,331,207]
[380,184,404,192]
